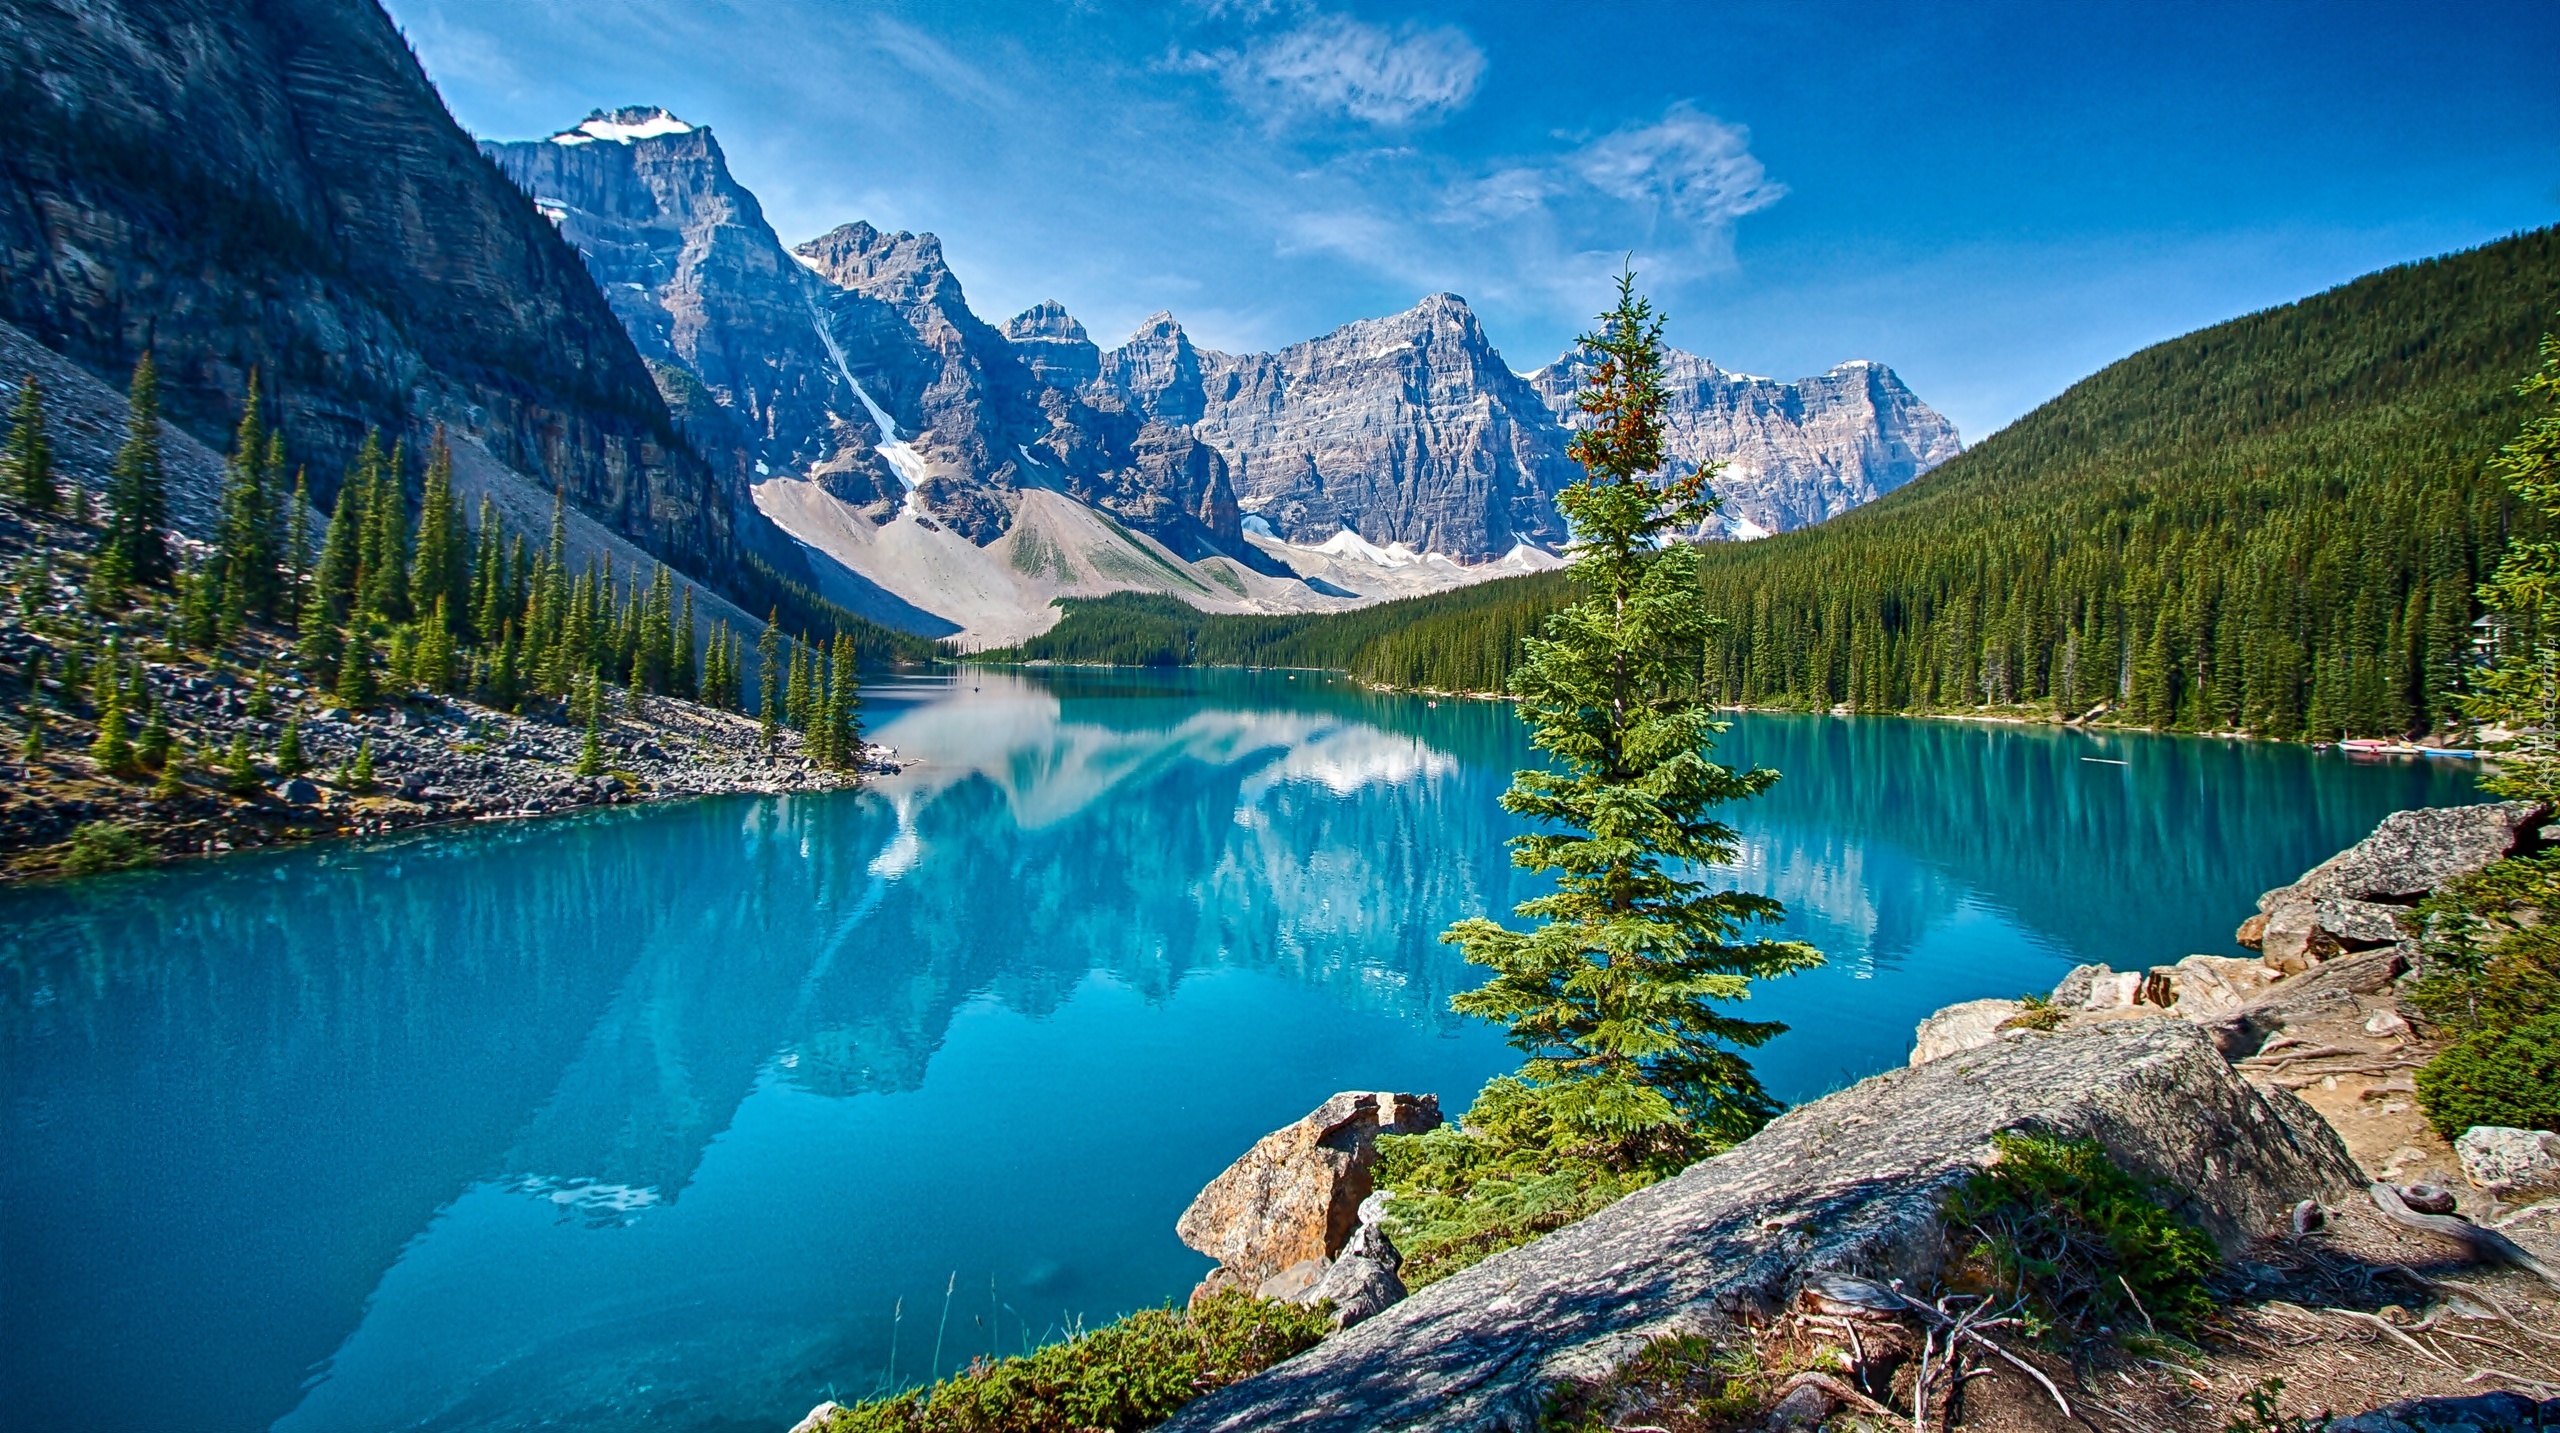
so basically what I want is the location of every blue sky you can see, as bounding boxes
[392,0,2558,440]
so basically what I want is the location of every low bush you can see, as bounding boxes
[2001,993,2068,1031]
[1377,1077,1695,1289]
[820,1289,1330,1433]
[2416,1011,2560,1136]
[1944,1132,2218,1342]
[58,819,150,874]
[2406,854,2560,1136]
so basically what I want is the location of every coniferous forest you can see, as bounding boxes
[1016,228,2560,739]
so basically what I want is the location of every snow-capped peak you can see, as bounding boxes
[550,109,694,147]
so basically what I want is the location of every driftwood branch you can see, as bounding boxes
[2369,1183,2560,1292]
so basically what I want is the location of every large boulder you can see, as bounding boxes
[2250,802,2543,970]
[1177,1091,1440,1296]
[1156,1020,2360,1433]
[2260,802,2546,909]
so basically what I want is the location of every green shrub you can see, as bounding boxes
[2002,994,2068,1031]
[2416,1011,2560,1136]
[2404,853,2560,1136]
[1377,1077,1686,1289]
[59,819,149,874]
[1944,1132,2219,1342]
[820,1289,1330,1433]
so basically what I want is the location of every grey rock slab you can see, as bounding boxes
[2258,802,2545,911]
[1158,1020,2359,1433]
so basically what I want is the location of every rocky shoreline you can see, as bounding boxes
[0,607,901,881]
[877,800,2560,1433]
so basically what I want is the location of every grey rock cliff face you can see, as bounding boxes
[1158,1020,2358,1433]
[0,0,729,569]
[1528,350,1963,537]
[481,111,845,492]
[1084,296,1577,560]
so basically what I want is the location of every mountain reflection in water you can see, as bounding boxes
[0,668,2486,1433]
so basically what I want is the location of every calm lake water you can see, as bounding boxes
[0,667,2488,1433]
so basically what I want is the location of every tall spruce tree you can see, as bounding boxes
[5,375,56,515]
[1442,273,1821,1158]
[412,431,465,632]
[100,353,174,594]
[757,610,781,750]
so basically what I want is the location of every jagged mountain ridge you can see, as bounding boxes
[483,104,1956,640]
[1527,350,1965,536]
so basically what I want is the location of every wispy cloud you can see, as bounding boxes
[1251,102,1787,335]
[1184,11,1485,127]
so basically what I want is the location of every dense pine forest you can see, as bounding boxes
[1016,228,2560,738]
[992,573,1575,693]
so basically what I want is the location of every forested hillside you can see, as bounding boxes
[1679,228,2560,737]
[1020,228,2559,738]
[996,575,1573,693]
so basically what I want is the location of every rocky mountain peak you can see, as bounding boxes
[794,223,963,310]
[1098,311,1207,425]
[1004,300,1088,344]
[1006,301,1100,390]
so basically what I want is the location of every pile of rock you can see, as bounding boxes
[1908,801,2548,1066]
[1176,1091,1438,1328]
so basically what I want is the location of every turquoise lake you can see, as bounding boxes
[0,667,2490,1433]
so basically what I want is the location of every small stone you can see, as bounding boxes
[2364,1008,2411,1038]
[273,777,321,806]
[2454,1126,2560,1194]
[2397,1182,2457,1215]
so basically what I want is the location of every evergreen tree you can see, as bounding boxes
[150,745,185,801]
[138,708,172,771]
[470,497,505,643]
[640,565,674,694]
[333,626,375,710]
[411,431,466,632]
[2469,328,2560,799]
[576,701,605,778]
[757,610,781,750]
[216,371,280,626]
[19,710,41,764]
[825,633,863,769]
[346,738,375,793]
[284,469,312,624]
[1442,273,1821,1159]
[363,441,410,623]
[90,666,134,776]
[5,375,56,515]
[786,638,814,730]
[276,718,308,777]
[300,464,367,673]
[225,733,261,796]
[179,559,221,650]
[673,588,697,698]
[101,353,173,591]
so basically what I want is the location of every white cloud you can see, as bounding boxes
[1571,104,1786,228]
[1194,12,1485,126]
